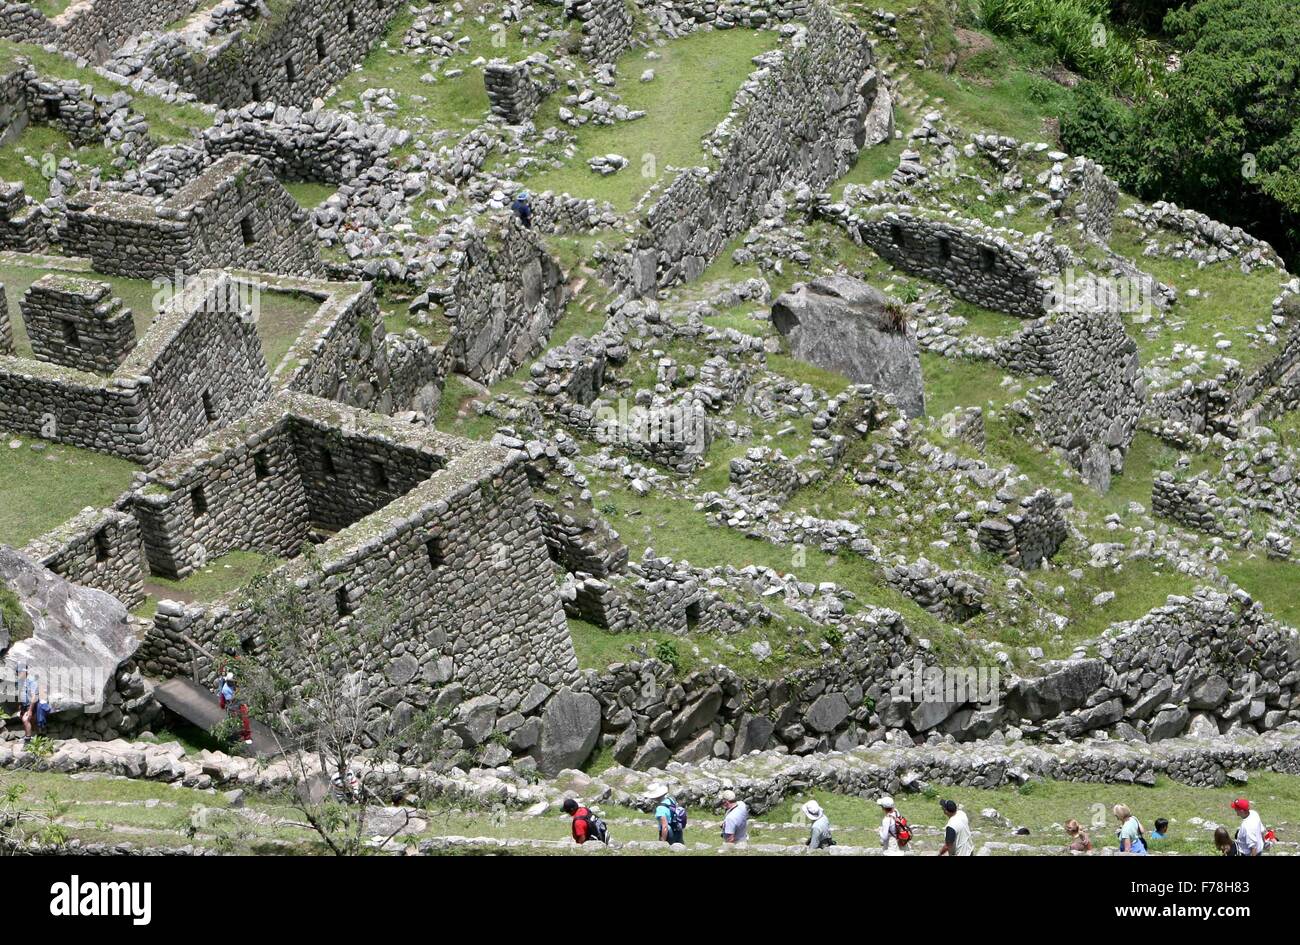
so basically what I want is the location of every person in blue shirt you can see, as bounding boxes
[646,783,683,844]
[1150,818,1169,841]
[510,190,533,229]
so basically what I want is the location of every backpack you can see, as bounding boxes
[573,807,609,845]
[667,798,688,833]
[891,812,912,848]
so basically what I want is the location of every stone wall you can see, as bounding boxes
[135,394,580,735]
[21,274,136,374]
[728,446,800,503]
[0,181,47,252]
[0,0,199,63]
[63,154,321,280]
[565,0,634,64]
[976,489,1067,570]
[996,308,1145,490]
[22,507,145,609]
[138,0,400,109]
[484,59,544,124]
[615,2,874,295]
[0,281,10,354]
[855,208,1053,317]
[0,271,271,465]
[441,215,568,386]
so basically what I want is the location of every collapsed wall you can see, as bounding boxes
[564,0,634,63]
[613,2,875,295]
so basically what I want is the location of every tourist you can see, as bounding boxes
[1215,826,1238,856]
[877,795,908,855]
[803,799,834,849]
[720,789,749,844]
[511,190,533,229]
[1231,798,1264,856]
[1150,818,1169,841]
[646,783,684,844]
[1065,819,1093,852]
[1114,804,1148,854]
[16,663,38,742]
[217,672,253,746]
[561,798,608,845]
[937,799,974,856]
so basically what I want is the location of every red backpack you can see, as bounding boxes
[891,811,912,848]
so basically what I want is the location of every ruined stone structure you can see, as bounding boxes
[615,3,874,294]
[976,490,1067,570]
[0,270,269,465]
[63,154,321,280]
[565,0,634,63]
[21,275,136,375]
[0,0,198,62]
[131,0,401,109]
[135,392,580,723]
[855,207,1054,317]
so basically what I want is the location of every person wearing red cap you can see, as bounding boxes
[1231,798,1264,856]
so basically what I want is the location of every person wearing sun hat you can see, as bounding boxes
[720,788,749,844]
[878,795,906,855]
[1231,797,1264,856]
[803,799,834,850]
[646,783,683,844]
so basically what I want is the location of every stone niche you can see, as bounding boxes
[21,273,136,374]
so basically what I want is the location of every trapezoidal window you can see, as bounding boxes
[937,236,952,261]
[191,485,208,519]
[685,600,702,630]
[889,223,905,248]
[426,536,446,570]
[201,389,217,423]
[43,99,59,120]
[319,446,336,477]
[284,56,296,84]
[93,529,111,564]
[61,319,80,348]
[251,81,262,101]
[335,585,355,617]
[315,32,327,63]
[253,450,270,481]
[346,8,356,31]
[240,215,256,246]
[371,460,389,489]
[978,246,996,273]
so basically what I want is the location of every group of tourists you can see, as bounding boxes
[561,787,1274,856]
[561,786,971,853]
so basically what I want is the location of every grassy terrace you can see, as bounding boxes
[135,550,284,618]
[0,124,116,202]
[515,27,778,211]
[0,260,325,373]
[0,433,137,548]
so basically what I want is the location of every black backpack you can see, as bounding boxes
[574,807,609,844]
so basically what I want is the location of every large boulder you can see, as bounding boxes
[771,275,925,417]
[534,687,601,775]
[0,546,139,713]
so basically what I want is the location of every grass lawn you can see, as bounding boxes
[0,124,116,201]
[519,28,779,211]
[0,433,138,548]
[282,181,337,209]
[136,550,285,617]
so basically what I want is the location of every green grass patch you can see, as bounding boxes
[0,124,116,200]
[519,28,778,211]
[0,433,138,548]
[282,181,337,209]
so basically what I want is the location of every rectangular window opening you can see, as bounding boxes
[253,450,270,481]
[371,460,389,489]
[240,215,256,246]
[201,389,217,423]
[979,246,996,273]
[426,536,445,569]
[319,446,336,477]
[192,485,208,519]
[335,585,354,617]
[315,32,327,63]
[93,529,111,564]
[61,319,80,348]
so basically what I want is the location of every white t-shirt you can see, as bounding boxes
[946,809,975,856]
[880,813,902,854]
[1236,811,1264,856]
[723,802,749,843]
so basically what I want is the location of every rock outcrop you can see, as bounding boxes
[772,276,925,417]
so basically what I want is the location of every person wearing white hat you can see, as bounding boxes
[878,795,906,855]
[803,799,834,850]
[720,788,749,844]
[646,783,684,844]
